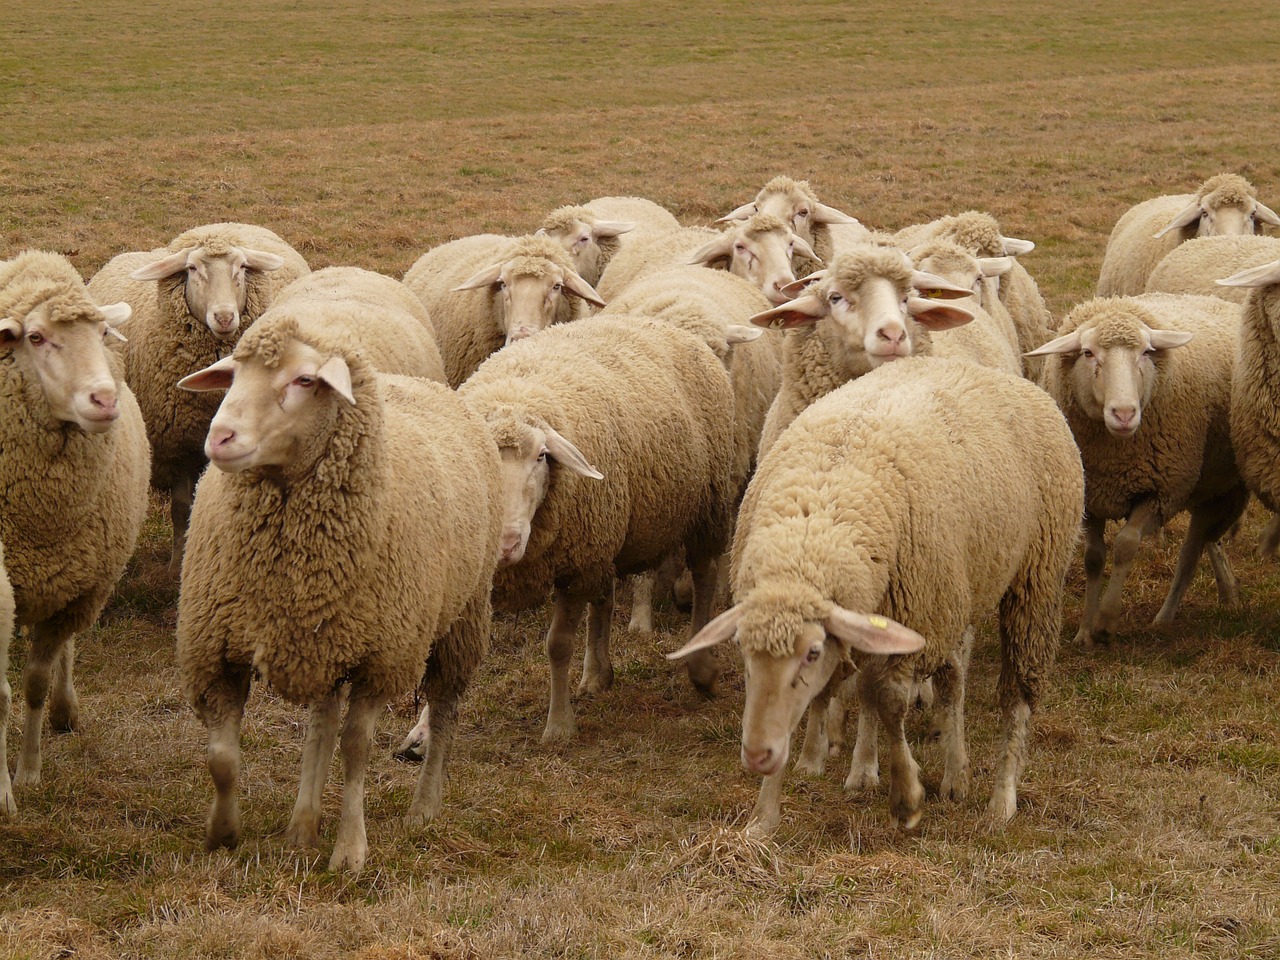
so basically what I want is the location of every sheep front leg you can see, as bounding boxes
[579,581,616,695]
[627,573,655,634]
[285,688,344,848]
[14,621,74,788]
[169,473,196,578]
[845,670,881,791]
[746,764,787,838]
[682,554,722,696]
[47,636,79,733]
[1094,501,1161,642]
[200,667,252,851]
[935,628,973,802]
[544,592,588,741]
[795,697,831,777]
[1074,516,1107,646]
[875,682,922,830]
[0,649,12,817]
[328,690,387,874]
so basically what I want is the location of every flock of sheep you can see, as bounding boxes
[2,172,1279,874]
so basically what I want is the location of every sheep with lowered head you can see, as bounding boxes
[403,233,605,387]
[717,176,868,274]
[176,302,502,874]
[1097,173,1280,298]
[88,222,310,575]
[1146,234,1280,305]
[670,355,1083,833]
[1029,292,1247,644]
[0,251,150,807]
[538,195,680,286]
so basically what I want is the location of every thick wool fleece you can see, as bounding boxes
[1147,235,1280,305]
[100,223,309,495]
[404,233,589,387]
[463,314,735,611]
[1230,280,1280,514]
[1041,293,1242,524]
[177,319,501,709]
[734,355,1083,705]
[596,225,722,300]
[1097,174,1261,298]
[541,197,681,283]
[0,251,150,629]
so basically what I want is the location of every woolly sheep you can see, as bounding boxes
[669,355,1083,833]
[175,304,502,874]
[595,215,820,305]
[748,243,975,458]
[1146,234,1280,305]
[538,195,680,286]
[403,233,605,387]
[1096,174,1280,298]
[717,176,869,274]
[0,542,14,816]
[88,223,310,576]
[0,250,150,806]
[1029,292,1247,644]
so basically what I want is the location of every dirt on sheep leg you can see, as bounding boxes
[578,582,616,696]
[47,636,79,733]
[935,628,973,802]
[285,688,344,849]
[15,622,74,788]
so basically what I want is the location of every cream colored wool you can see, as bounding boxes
[1147,235,1280,304]
[539,196,680,286]
[1230,268,1280,533]
[1097,174,1266,297]
[403,233,592,387]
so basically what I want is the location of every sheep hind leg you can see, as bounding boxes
[579,581,616,696]
[14,622,74,788]
[47,635,79,732]
[935,627,973,802]
[845,671,881,792]
[168,474,195,579]
[285,687,344,849]
[1260,512,1280,559]
[627,573,655,634]
[0,646,12,817]
[1074,516,1107,646]
[1094,501,1161,642]
[1154,487,1247,624]
[201,667,252,851]
[543,591,587,742]
[681,553,722,697]
[878,684,923,831]
[328,689,387,874]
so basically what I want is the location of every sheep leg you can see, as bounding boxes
[169,474,195,578]
[936,628,973,802]
[988,699,1032,826]
[285,688,344,849]
[1260,512,1280,560]
[795,686,834,777]
[47,635,79,732]
[627,573,655,634]
[824,678,851,757]
[1094,501,1161,642]
[328,690,386,873]
[201,667,251,851]
[746,755,788,838]
[543,591,587,742]
[878,682,923,830]
[14,621,73,788]
[681,554,721,696]
[1207,542,1240,607]
[579,581,616,695]
[1154,488,1247,624]
[393,703,430,762]
[845,670,881,792]
[1074,516,1107,646]
[0,644,12,817]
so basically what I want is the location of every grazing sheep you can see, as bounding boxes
[0,250,150,805]
[1146,234,1280,305]
[176,305,503,874]
[1096,174,1280,298]
[1222,257,1280,557]
[596,215,819,305]
[403,233,605,387]
[718,176,868,273]
[538,196,680,286]
[1029,293,1247,644]
[749,243,974,458]
[0,542,14,817]
[88,223,310,576]
[670,355,1083,833]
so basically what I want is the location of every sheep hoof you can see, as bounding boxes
[793,754,826,778]
[284,817,321,849]
[743,815,778,840]
[392,736,426,764]
[844,765,879,792]
[327,840,367,874]
[0,790,15,818]
[13,763,40,790]
[939,770,970,802]
[891,809,923,832]
[627,614,653,634]
[985,790,1017,826]
[577,667,614,697]
[541,716,576,743]
[49,701,79,733]
[205,819,240,852]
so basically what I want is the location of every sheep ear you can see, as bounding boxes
[178,354,237,391]
[131,247,196,281]
[1217,258,1280,288]
[1001,236,1036,256]
[824,606,926,656]
[810,202,859,226]
[688,233,736,269]
[907,298,974,330]
[715,202,757,225]
[667,605,743,660]
[910,270,973,300]
[544,426,603,479]
[453,263,505,291]
[317,356,356,405]
[591,220,635,240]
[1153,201,1203,238]
[98,302,133,325]
[1255,203,1280,228]
[561,269,607,307]
[781,271,826,297]
[791,235,822,265]
[725,324,765,345]
[1147,329,1194,351]
[0,317,21,346]
[749,294,827,329]
[1024,329,1083,357]
[240,248,286,273]
[979,256,1014,278]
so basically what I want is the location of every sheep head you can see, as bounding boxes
[537,206,636,287]
[132,242,286,339]
[689,214,818,305]
[1154,174,1280,240]
[717,176,861,251]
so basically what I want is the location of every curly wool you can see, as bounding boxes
[1146,235,1280,305]
[596,225,721,301]
[1230,281,1280,515]
[1198,172,1256,206]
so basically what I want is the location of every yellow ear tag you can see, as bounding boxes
[868,615,889,629]
[920,289,946,300]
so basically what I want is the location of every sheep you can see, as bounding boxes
[717,176,869,274]
[595,215,820,305]
[175,305,503,874]
[669,355,1084,834]
[1146,235,1280,305]
[443,313,736,743]
[1028,292,1247,644]
[0,541,14,817]
[1096,174,1280,298]
[0,250,150,806]
[748,242,975,458]
[1222,257,1280,558]
[403,233,605,388]
[538,196,680,286]
[88,223,310,576]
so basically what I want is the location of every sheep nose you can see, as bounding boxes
[508,327,535,343]
[209,426,237,450]
[742,746,776,773]
[210,307,238,334]
[498,530,524,564]
[89,390,118,415]
[1110,406,1137,428]
[877,324,906,345]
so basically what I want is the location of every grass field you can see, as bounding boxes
[3,1,1280,957]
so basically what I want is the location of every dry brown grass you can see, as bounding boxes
[3,1,1280,957]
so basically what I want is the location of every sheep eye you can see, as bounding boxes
[829,293,843,305]
[805,646,821,664]
[28,331,44,345]
[1082,349,1095,360]
[552,282,563,293]
[537,448,548,462]
[293,375,316,388]
[734,243,747,254]
[797,208,809,218]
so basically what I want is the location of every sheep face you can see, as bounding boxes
[131,245,287,338]
[689,217,816,306]
[539,215,635,287]
[180,338,354,475]
[718,178,860,254]
[0,298,131,433]
[910,244,1014,310]
[454,258,606,345]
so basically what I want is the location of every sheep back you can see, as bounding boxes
[1230,278,1280,514]
[1147,235,1280,305]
